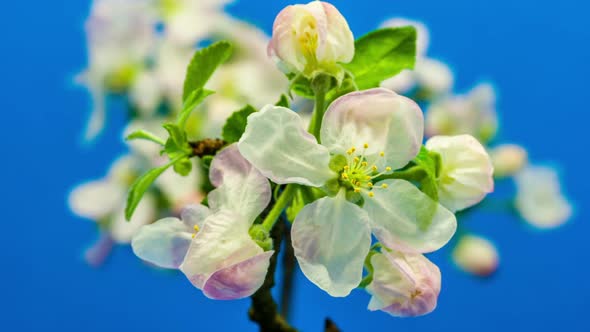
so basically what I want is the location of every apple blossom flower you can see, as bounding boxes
[425,134,494,212]
[238,88,457,296]
[451,235,499,277]
[132,145,274,299]
[426,83,498,143]
[380,18,453,97]
[515,166,572,229]
[490,144,528,178]
[366,250,441,317]
[268,1,354,78]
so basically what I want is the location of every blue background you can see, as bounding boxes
[2,0,588,331]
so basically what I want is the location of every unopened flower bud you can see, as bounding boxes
[452,235,499,277]
[490,144,528,178]
[268,1,354,78]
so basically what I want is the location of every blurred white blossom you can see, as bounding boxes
[452,235,499,277]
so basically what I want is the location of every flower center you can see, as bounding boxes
[340,144,393,198]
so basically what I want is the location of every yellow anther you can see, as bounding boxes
[361,161,368,167]
[381,183,389,189]
[385,166,392,172]
[191,233,196,239]
[193,225,200,232]
[343,165,349,170]
[347,149,353,155]
[380,151,385,157]
[341,173,349,179]
[353,157,360,163]
[351,147,356,153]
[363,143,369,149]
[365,176,372,180]
[368,192,375,198]
[371,165,378,171]
[368,182,374,188]
[354,188,361,193]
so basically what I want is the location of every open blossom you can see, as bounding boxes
[238,88,456,296]
[132,145,273,299]
[380,18,453,97]
[452,235,499,277]
[515,166,572,229]
[426,135,494,212]
[426,83,497,142]
[366,250,441,317]
[490,144,528,178]
[268,1,354,78]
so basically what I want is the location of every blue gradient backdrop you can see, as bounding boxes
[2,0,588,331]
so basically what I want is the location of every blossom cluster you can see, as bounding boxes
[70,0,573,327]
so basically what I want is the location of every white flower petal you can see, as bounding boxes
[321,88,423,170]
[180,210,264,289]
[364,179,457,253]
[207,144,271,222]
[292,193,372,297]
[238,105,334,187]
[426,135,494,212]
[110,193,156,244]
[131,217,192,269]
[515,166,572,229]
[180,204,211,230]
[452,235,499,277]
[69,180,124,220]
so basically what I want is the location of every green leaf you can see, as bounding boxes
[125,160,176,220]
[125,130,166,146]
[177,88,214,129]
[276,94,290,108]
[221,105,257,143]
[343,27,417,89]
[182,41,233,101]
[162,123,186,147]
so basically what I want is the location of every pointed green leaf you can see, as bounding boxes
[177,88,214,129]
[125,160,176,220]
[344,27,417,89]
[182,41,233,101]
[125,130,166,146]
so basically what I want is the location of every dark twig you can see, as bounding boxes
[249,217,297,332]
[189,138,226,158]
[324,318,341,332]
[280,223,297,320]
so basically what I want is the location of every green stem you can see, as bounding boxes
[310,88,326,140]
[261,184,297,232]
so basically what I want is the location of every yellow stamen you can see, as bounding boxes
[372,165,378,171]
[368,182,374,188]
[191,233,196,238]
[368,192,375,198]
[385,166,392,172]
[361,161,368,167]
[381,184,388,189]
[193,225,200,232]
[363,143,369,149]
[380,151,385,157]
[354,188,361,193]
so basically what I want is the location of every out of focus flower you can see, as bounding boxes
[426,83,498,143]
[452,235,499,277]
[239,88,456,296]
[366,250,441,317]
[426,135,494,212]
[159,0,232,46]
[79,0,157,140]
[268,1,354,79]
[515,166,572,229]
[380,18,453,97]
[132,145,273,299]
[490,144,528,178]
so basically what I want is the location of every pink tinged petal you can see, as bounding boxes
[292,193,372,297]
[308,1,354,64]
[321,88,423,170]
[207,144,271,222]
[366,251,441,317]
[426,135,494,212]
[268,4,307,73]
[364,179,457,254]
[131,217,192,269]
[203,251,274,300]
[180,210,264,289]
[238,105,334,187]
[68,180,124,220]
[84,233,114,267]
